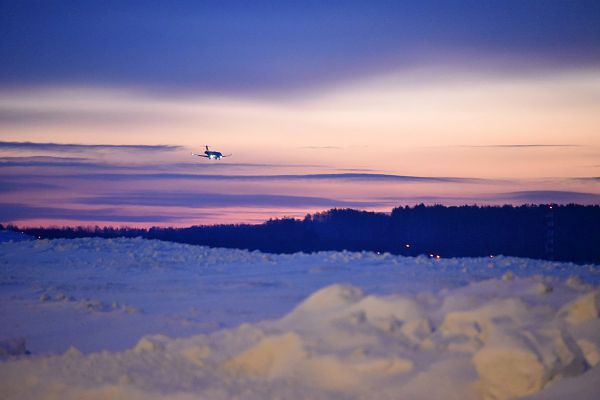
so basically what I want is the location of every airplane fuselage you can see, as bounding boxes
[205,151,223,159]
[192,146,228,160]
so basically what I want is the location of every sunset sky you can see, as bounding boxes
[1,1,599,226]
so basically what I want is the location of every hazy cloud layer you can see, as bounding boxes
[499,191,600,203]
[299,146,343,150]
[76,192,381,209]
[40,172,484,184]
[0,181,61,193]
[0,156,88,162]
[382,190,600,205]
[0,156,325,171]
[459,144,582,149]
[0,108,178,126]
[0,159,122,169]
[0,203,190,223]
[0,141,182,153]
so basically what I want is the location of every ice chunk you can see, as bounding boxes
[473,328,586,400]
[224,332,306,379]
[181,345,211,367]
[523,365,600,400]
[133,335,169,353]
[291,284,364,315]
[576,339,599,367]
[559,291,600,324]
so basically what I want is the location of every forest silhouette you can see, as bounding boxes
[5,204,600,263]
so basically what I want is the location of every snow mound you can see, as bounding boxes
[2,278,600,399]
[1,237,599,399]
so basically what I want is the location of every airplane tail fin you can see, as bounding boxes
[205,145,209,151]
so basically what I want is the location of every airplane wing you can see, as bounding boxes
[222,154,233,157]
[191,153,210,158]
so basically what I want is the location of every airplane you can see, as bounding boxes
[191,146,231,160]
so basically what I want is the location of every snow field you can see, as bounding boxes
[1,237,599,399]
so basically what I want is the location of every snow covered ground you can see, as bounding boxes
[1,236,599,399]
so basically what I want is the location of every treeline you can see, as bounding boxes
[4,204,600,263]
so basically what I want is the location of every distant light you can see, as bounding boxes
[435,255,441,259]
[429,254,434,257]
[405,244,410,248]
[490,255,494,258]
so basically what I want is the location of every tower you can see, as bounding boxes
[544,205,555,260]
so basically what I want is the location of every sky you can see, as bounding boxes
[1,0,600,227]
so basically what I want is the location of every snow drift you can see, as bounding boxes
[1,237,599,399]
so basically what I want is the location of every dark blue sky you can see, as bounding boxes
[2,0,600,93]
